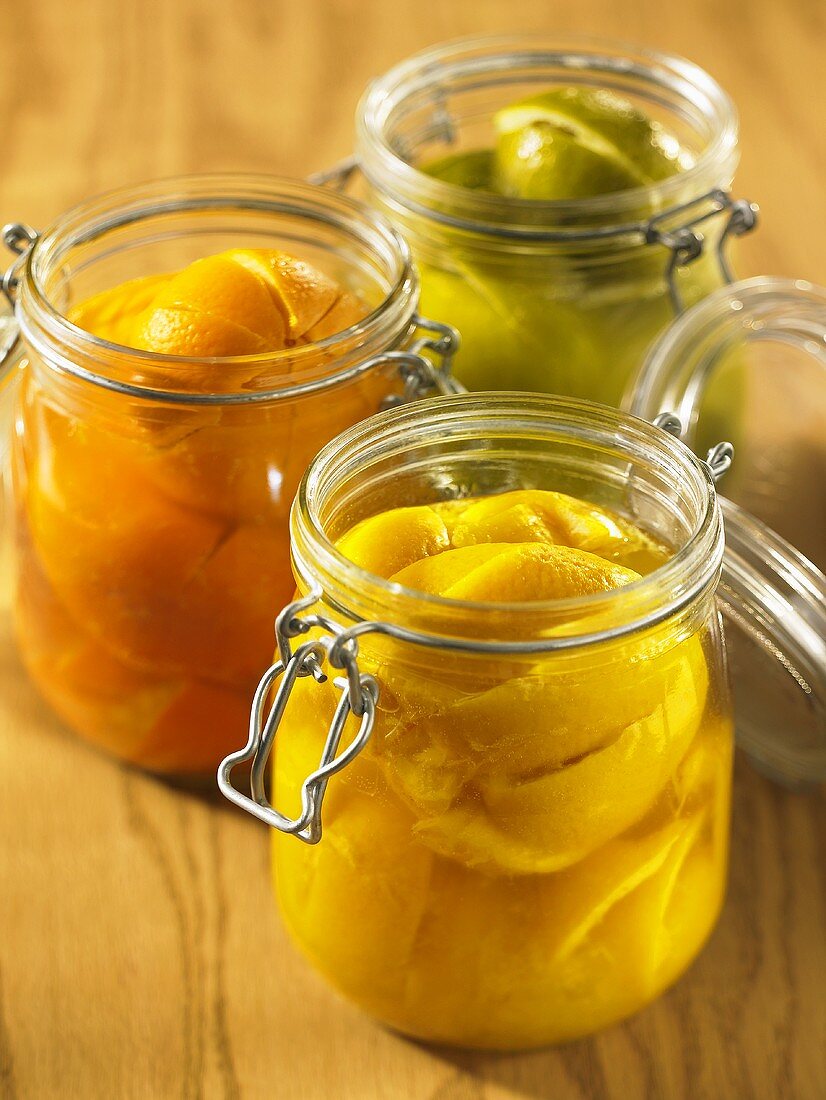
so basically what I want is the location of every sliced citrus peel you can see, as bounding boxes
[68,247,369,358]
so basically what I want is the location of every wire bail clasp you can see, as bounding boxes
[309,157,360,191]
[380,313,464,408]
[2,223,38,308]
[645,190,758,314]
[1,223,39,372]
[653,411,734,482]
[217,590,379,844]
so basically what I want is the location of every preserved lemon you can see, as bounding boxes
[273,490,731,1048]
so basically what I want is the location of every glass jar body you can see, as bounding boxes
[267,395,735,1049]
[357,36,741,405]
[11,358,397,775]
[8,176,417,775]
[274,600,731,1049]
[410,230,726,407]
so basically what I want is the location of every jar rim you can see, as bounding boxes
[16,173,419,405]
[356,33,739,240]
[291,393,725,653]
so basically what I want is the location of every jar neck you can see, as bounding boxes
[356,35,739,241]
[290,394,725,653]
[15,174,419,406]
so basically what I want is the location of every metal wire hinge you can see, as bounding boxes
[645,190,758,314]
[216,591,379,844]
[0,223,39,372]
[2,223,38,308]
[309,157,360,191]
[653,411,734,482]
[380,314,464,407]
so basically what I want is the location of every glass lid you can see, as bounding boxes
[631,276,826,785]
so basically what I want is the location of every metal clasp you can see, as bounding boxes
[2,223,39,308]
[645,190,758,314]
[1,223,38,372]
[380,314,464,408]
[653,411,734,482]
[309,156,360,191]
[217,591,379,844]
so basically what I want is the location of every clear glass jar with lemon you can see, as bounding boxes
[220,394,736,1049]
[354,36,755,405]
[2,176,456,776]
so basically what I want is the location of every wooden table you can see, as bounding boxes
[1,1,824,1097]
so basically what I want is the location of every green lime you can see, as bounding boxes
[495,121,646,200]
[421,149,496,191]
[493,86,691,199]
[418,258,605,395]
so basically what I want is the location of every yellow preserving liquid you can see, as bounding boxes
[272,490,732,1048]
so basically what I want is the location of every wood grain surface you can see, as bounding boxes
[1,1,824,1097]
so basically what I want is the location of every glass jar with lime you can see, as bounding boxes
[348,35,756,406]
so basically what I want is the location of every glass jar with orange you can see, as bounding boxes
[1,175,457,777]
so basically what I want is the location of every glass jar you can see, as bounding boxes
[352,35,756,406]
[0,175,457,777]
[220,394,736,1049]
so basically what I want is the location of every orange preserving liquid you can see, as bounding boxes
[12,249,384,774]
[273,491,733,1048]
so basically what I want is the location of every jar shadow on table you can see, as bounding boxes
[399,980,704,1095]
